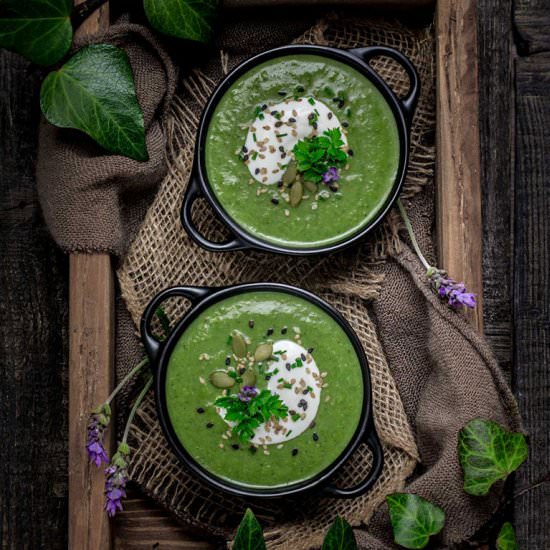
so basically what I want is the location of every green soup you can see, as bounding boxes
[165,290,364,488]
[205,54,400,249]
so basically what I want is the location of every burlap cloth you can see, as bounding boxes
[35,8,521,549]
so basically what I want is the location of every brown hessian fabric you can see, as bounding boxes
[35,10,521,550]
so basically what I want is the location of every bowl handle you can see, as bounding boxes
[181,170,248,252]
[320,427,384,499]
[140,286,213,365]
[349,46,420,127]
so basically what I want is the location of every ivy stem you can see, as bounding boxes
[71,0,109,30]
[122,376,154,444]
[397,198,431,271]
[105,357,149,406]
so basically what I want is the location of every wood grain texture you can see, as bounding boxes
[69,2,113,549]
[514,0,550,54]
[512,53,550,549]
[0,50,69,550]
[477,0,514,375]
[435,0,484,331]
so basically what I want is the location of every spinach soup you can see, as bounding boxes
[205,54,400,249]
[165,290,364,488]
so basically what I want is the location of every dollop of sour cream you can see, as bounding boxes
[244,97,347,185]
[218,339,323,445]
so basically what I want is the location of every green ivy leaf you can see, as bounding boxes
[386,493,445,549]
[143,0,218,43]
[321,517,358,550]
[458,419,528,496]
[40,44,148,161]
[496,522,518,550]
[0,0,73,66]
[233,508,266,550]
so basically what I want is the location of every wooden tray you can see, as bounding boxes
[68,1,482,547]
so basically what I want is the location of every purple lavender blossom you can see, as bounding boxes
[238,386,258,402]
[86,404,111,467]
[104,442,130,517]
[322,166,339,184]
[428,268,476,310]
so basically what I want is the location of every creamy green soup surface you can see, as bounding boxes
[205,54,400,249]
[165,290,364,488]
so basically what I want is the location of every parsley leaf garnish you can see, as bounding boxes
[292,128,348,183]
[215,389,288,442]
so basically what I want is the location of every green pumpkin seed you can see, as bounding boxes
[241,368,257,387]
[282,160,297,186]
[304,180,317,193]
[254,342,273,361]
[232,332,247,357]
[289,181,303,207]
[209,370,236,388]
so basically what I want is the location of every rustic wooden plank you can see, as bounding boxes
[477,0,514,375]
[512,53,550,550]
[435,0,484,332]
[68,2,114,550]
[513,0,550,54]
[0,51,69,549]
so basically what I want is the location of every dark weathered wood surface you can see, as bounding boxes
[512,52,550,549]
[1,1,549,548]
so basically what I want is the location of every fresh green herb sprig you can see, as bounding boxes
[292,128,348,183]
[215,389,288,442]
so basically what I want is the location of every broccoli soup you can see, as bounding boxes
[165,290,364,489]
[204,54,400,249]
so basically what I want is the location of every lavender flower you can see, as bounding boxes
[104,442,130,517]
[86,404,111,467]
[428,267,476,310]
[238,386,258,402]
[322,166,339,184]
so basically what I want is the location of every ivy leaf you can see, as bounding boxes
[0,0,73,66]
[321,517,358,550]
[458,419,528,496]
[496,522,518,550]
[386,493,445,549]
[143,0,218,43]
[40,44,148,161]
[233,508,266,550]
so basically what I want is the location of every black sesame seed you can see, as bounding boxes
[196,407,205,414]
[271,197,280,205]
[313,433,319,442]
[239,367,246,375]
[281,152,287,158]
[302,389,309,395]
[243,154,249,161]
[312,122,318,130]
[231,443,240,450]
[338,100,345,109]
[307,347,314,353]
[279,146,285,152]
[309,420,316,429]
[296,85,305,93]
[329,184,339,192]
[267,327,274,336]
[255,168,260,175]
[308,113,315,120]
[248,319,255,328]
[225,356,231,366]
[265,375,272,381]
[242,146,248,153]
[348,149,354,156]
[286,363,291,371]
[261,104,267,110]
[206,422,214,428]
[298,399,308,410]
[281,326,288,334]
[300,353,306,361]
[278,90,287,96]
[328,112,333,119]
[277,181,284,188]
[249,446,257,453]
[332,97,340,103]
[292,448,299,456]
[342,121,349,128]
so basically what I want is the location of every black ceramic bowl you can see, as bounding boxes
[181,44,419,255]
[141,282,383,499]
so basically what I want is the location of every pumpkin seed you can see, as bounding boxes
[289,181,303,207]
[304,180,317,193]
[241,368,257,387]
[232,332,247,357]
[254,342,273,362]
[282,160,297,186]
[209,370,236,388]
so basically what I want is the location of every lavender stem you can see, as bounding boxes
[397,199,431,271]
[105,357,149,406]
[122,376,153,443]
